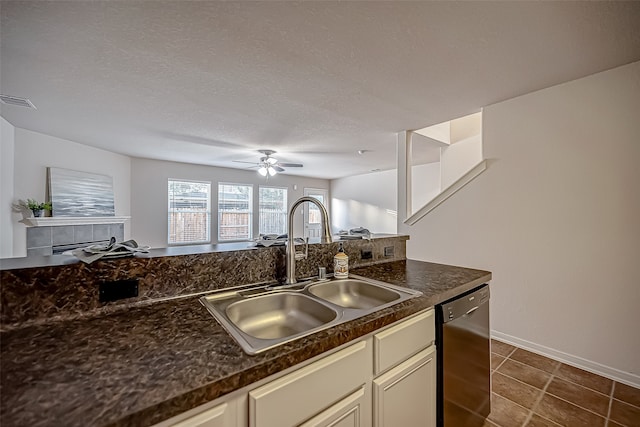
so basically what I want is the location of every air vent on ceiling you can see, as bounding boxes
[0,94,37,109]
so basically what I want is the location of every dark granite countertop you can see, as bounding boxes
[0,259,490,427]
[0,234,405,271]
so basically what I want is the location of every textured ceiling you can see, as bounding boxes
[1,1,639,179]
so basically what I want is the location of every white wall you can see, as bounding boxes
[131,157,330,248]
[11,128,131,257]
[411,162,440,213]
[330,169,397,234]
[440,134,482,189]
[0,117,15,257]
[399,61,640,384]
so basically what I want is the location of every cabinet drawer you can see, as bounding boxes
[374,309,434,375]
[167,402,233,427]
[249,340,372,427]
[154,395,243,427]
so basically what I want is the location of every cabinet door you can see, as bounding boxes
[299,384,371,427]
[373,346,436,427]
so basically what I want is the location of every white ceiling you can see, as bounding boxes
[1,1,639,179]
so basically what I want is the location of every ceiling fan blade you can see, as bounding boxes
[277,162,303,167]
[272,165,285,172]
[232,160,259,165]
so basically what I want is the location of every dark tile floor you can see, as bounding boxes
[486,339,640,427]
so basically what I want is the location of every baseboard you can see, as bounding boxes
[491,330,640,388]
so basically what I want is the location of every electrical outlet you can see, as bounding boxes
[361,249,373,260]
[99,279,139,303]
[384,246,394,257]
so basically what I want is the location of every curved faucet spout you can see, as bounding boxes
[286,197,333,284]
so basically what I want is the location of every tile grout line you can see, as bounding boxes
[504,354,635,424]
[525,367,620,421]
[501,341,637,398]
[490,346,534,427]
[554,377,614,399]
[506,361,613,422]
[605,382,615,427]
[504,355,616,399]
[612,396,640,410]
[499,357,559,382]
[497,360,623,420]
[492,351,512,373]
[493,342,640,426]
[521,362,561,427]
[490,343,517,380]
[543,388,612,421]
[492,367,611,419]
[494,369,546,392]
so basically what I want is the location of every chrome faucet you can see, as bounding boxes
[286,197,332,284]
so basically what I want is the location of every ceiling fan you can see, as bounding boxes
[234,150,303,177]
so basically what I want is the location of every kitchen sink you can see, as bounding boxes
[308,279,401,309]
[226,293,338,339]
[200,275,421,354]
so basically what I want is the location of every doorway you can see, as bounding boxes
[303,188,328,239]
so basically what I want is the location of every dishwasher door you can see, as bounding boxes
[437,284,490,427]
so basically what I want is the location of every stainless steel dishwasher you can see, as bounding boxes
[436,284,490,427]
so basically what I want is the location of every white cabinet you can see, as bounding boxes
[155,308,435,427]
[249,340,371,427]
[299,384,371,427]
[373,347,436,427]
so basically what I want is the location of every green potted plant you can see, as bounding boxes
[25,199,52,217]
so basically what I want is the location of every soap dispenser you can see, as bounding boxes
[334,242,349,279]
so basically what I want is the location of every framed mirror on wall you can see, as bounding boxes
[400,111,487,225]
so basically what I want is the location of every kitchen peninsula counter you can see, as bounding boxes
[0,259,490,427]
[0,234,402,271]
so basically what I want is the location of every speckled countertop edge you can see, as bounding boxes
[0,259,491,427]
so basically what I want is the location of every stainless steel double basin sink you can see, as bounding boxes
[199,275,422,354]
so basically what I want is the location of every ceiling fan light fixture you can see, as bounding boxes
[247,149,302,178]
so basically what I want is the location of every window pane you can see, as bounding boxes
[168,180,211,244]
[308,195,324,224]
[259,186,287,236]
[218,183,253,241]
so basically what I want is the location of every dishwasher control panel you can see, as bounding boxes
[440,284,489,323]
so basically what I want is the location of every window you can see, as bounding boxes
[259,186,288,236]
[218,183,253,241]
[168,180,211,244]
